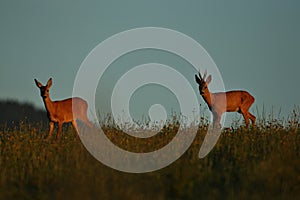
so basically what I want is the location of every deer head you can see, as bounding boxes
[34,78,52,99]
[195,70,211,95]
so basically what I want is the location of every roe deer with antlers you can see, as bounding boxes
[35,78,92,137]
[195,70,256,128]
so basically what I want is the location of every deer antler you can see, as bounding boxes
[198,69,203,81]
[203,69,207,81]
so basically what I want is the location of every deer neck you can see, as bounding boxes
[42,96,55,115]
[202,91,213,110]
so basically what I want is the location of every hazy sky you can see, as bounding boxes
[0,1,299,123]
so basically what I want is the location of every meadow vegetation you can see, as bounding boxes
[0,111,299,199]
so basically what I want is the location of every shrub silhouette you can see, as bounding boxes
[0,99,47,128]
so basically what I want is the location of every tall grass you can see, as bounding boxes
[0,111,299,200]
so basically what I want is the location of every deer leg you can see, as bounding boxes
[212,113,221,128]
[80,108,93,128]
[82,115,93,128]
[72,120,79,135]
[57,122,63,139]
[48,121,54,137]
[248,112,256,125]
[241,112,249,127]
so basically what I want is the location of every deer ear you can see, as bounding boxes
[195,74,201,84]
[34,79,43,88]
[47,78,52,87]
[206,75,212,84]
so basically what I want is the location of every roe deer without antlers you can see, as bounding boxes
[195,70,256,128]
[34,78,92,137]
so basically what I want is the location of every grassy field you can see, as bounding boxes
[0,115,300,200]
